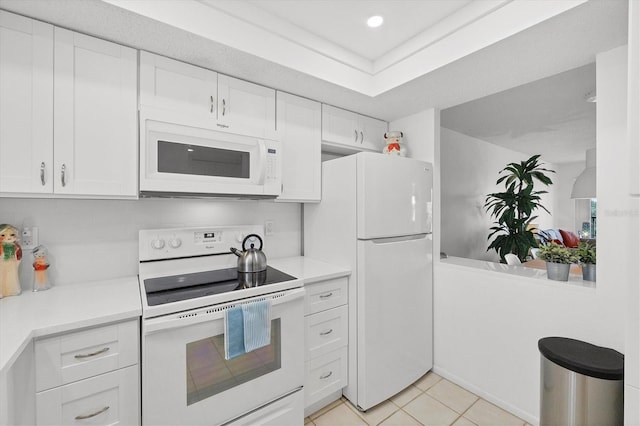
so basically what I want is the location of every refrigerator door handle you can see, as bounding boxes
[367,234,429,244]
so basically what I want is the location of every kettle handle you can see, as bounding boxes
[242,234,263,251]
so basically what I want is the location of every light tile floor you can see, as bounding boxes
[306,372,531,426]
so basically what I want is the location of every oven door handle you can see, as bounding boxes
[143,287,304,334]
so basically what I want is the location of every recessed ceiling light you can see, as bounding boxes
[367,15,383,28]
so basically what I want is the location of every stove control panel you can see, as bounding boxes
[139,225,263,261]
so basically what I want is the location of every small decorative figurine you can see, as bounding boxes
[32,245,52,292]
[0,224,22,297]
[382,131,407,156]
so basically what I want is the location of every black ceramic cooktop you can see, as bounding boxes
[144,266,296,306]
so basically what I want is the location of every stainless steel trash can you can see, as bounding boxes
[539,337,624,426]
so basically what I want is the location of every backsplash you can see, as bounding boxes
[0,198,301,289]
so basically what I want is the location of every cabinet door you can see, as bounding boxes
[53,28,137,197]
[36,365,139,426]
[276,92,321,202]
[321,104,359,149]
[0,11,54,194]
[217,74,276,139]
[360,115,387,152]
[139,51,217,121]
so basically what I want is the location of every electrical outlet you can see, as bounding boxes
[21,226,39,250]
[264,220,275,236]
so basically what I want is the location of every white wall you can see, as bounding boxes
[439,128,554,261]
[433,45,629,425]
[0,198,301,289]
[390,109,436,164]
[552,161,588,234]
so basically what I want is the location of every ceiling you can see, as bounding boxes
[441,63,596,164]
[0,0,628,123]
[241,0,473,62]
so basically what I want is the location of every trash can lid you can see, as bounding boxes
[538,337,624,380]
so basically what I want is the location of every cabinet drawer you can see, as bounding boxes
[35,320,139,392]
[305,305,348,359]
[304,276,348,315]
[36,364,139,426]
[305,347,347,409]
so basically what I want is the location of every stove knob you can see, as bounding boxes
[169,238,182,249]
[151,238,165,250]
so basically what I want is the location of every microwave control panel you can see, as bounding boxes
[266,147,279,181]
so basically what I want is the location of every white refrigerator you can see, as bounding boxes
[304,152,433,411]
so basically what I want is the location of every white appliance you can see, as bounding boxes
[138,225,304,425]
[139,110,281,198]
[304,152,433,411]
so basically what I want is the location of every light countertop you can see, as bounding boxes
[269,256,351,283]
[0,276,141,375]
[439,256,595,289]
[0,256,349,375]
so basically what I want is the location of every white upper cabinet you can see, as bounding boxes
[321,104,387,154]
[53,28,137,197]
[139,52,276,139]
[276,92,321,202]
[360,115,388,151]
[0,14,137,198]
[218,74,276,139]
[0,11,54,194]
[139,51,217,122]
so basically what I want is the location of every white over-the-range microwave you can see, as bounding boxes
[139,110,281,198]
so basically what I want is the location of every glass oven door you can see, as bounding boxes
[141,288,304,426]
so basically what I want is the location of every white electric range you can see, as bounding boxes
[138,225,305,425]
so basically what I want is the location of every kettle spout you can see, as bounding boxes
[230,247,241,257]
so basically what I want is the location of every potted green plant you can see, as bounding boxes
[537,242,578,281]
[575,242,596,282]
[485,155,555,263]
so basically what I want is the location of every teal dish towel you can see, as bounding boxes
[224,305,245,360]
[242,300,272,352]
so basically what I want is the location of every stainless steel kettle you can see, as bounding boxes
[230,234,267,272]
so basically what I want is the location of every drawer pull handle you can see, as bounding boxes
[74,347,110,359]
[320,371,333,380]
[319,292,333,299]
[320,328,333,336]
[75,405,110,420]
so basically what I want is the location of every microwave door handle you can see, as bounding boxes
[257,139,267,184]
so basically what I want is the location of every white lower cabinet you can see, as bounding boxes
[305,347,347,409]
[36,365,139,426]
[34,319,140,425]
[304,277,348,412]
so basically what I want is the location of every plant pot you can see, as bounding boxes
[546,262,570,281]
[582,264,596,282]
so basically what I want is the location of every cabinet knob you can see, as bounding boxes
[354,129,358,142]
[222,98,226,116]
[359,131,364,143]
[210,95,215,114]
